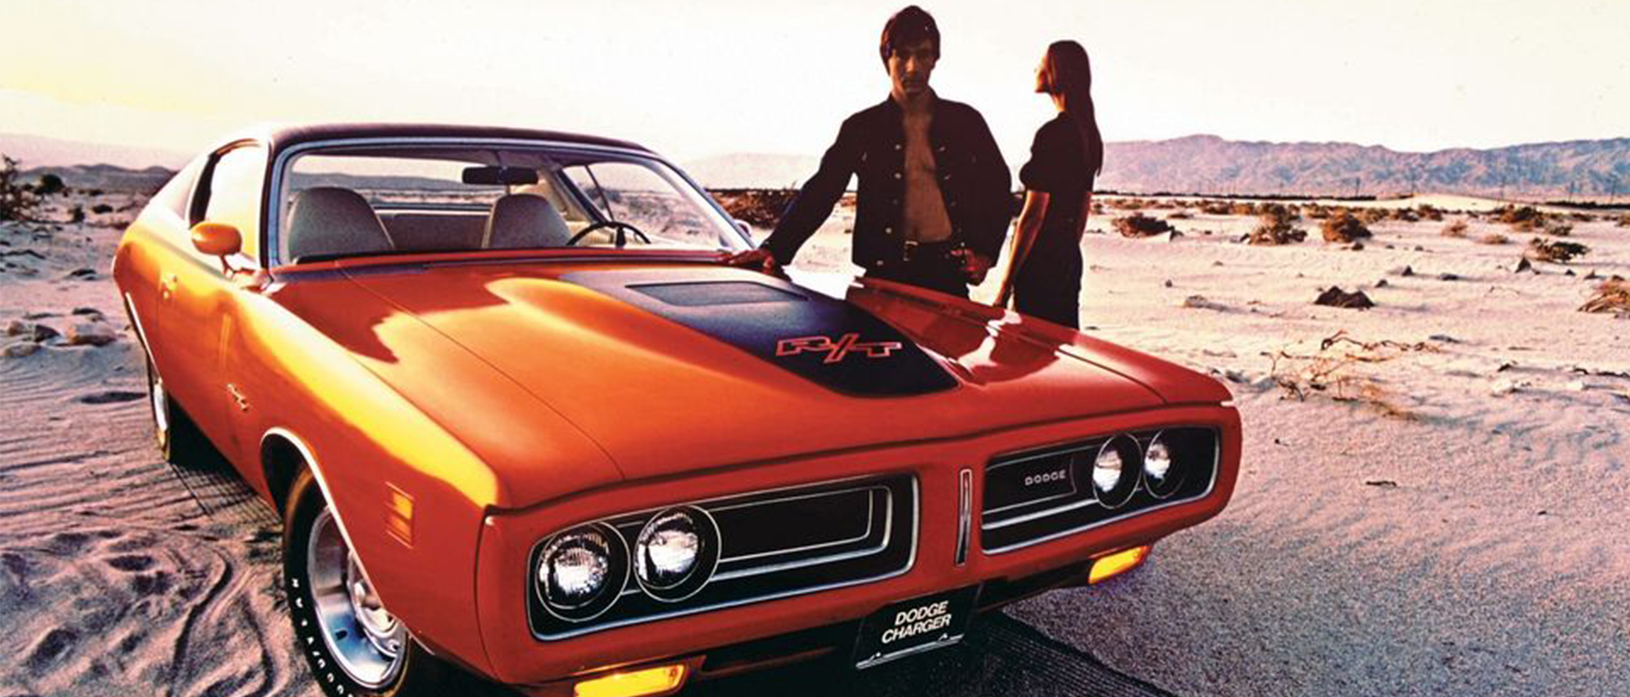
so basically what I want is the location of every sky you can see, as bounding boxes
[2,0,1627,165]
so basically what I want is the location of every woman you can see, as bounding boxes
[995,40,1104,329]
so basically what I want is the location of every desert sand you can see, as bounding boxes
[2,189,1627,696]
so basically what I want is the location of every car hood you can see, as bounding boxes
[336,260,1227,490]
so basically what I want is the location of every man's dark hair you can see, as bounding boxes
[879,6,939,66]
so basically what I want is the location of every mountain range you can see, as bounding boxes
[5,132,1627,200]
[688,135,1630,200]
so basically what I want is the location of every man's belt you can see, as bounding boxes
[900,238,964,263]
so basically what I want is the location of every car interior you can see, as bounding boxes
[277,145,741,264]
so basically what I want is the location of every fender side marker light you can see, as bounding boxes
[1088,545,1150,585]
[573,664,688,697]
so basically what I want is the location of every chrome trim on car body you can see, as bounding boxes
[261,427,387,593]
[955,468,973,566]
[981,428,1222,555]
[525,475,919,642]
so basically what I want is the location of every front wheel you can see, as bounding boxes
[283,470,449,697]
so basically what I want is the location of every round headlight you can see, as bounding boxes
[1143,432,1184,499]
[535,523,627,622]
[634,506,720,602]
[1091,435,1141,509]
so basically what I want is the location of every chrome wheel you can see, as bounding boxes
[307,509,407,688]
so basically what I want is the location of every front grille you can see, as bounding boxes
[981,427,1218,553]
[528,474,917,640]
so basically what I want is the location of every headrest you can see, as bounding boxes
[285,187,394,262]
[484,194,571,249]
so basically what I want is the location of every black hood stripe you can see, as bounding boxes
[563,269,958,397]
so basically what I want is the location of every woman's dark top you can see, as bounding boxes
[1013,113,1095,328]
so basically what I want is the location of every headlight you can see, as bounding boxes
[1091,435,1141,509]
[536,523,628,622]
[1143,432,1184,498]
[634,506,720,602]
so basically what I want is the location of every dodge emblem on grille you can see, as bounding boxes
[776,333,904,364]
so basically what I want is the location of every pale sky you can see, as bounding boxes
[2,0,1626,164]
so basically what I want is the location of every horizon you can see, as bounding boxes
[2,0,1627,166]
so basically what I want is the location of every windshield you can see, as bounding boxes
[273,142,750,264]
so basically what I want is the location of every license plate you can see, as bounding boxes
[853,586,979,669]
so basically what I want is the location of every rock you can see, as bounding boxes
[2,342,40,358]
[5,321,58,342]
[1565,269,1576,277]
[71,307,103,316]
[66,323,118,347]
[1163,279,1174,288]
[1212,260,1224,267]
[1429,334,1459,343]
[66,267,97,279]
[1182,295,1226,311]
[1313,287,1375,309]
[1514,258,1533,273]
[1414,246,1427,252]
[1375,279,1389,288]
[1351,242,1365,251]
[22,311,56,320]
[1439,273,1460,281]
[1391,265,1415,276]
[1364,480,1399,488]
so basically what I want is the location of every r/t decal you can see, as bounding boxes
[776,333,904,364]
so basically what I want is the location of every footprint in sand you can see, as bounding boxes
[74,391,145,405]
[104,554,154,572]
[25,627,78,671]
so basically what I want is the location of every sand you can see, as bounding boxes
[2,190,1627,696]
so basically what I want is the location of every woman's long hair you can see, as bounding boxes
[1038,40,1104,177]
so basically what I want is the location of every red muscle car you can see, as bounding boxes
[112,123,1240,697]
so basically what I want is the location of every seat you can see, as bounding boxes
[483,194,572,249]
[284,187,395,262]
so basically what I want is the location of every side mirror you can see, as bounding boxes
[733,219,755,244]
[190,222,243,273]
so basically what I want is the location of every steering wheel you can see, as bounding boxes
[566,221,652,247]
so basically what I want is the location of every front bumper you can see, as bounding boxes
[474,404,1240,686]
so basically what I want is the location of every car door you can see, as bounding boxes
[156,141,269,464]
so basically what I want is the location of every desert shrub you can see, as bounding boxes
[709,188,799,228]
[1248,215,1307,245]
[1321,212,1373,243]
[1356,207,1389,225]
[1544,222,1573,237]
[1441,219,1469,237]
[0,155,41,222]
[1527,237,1590,263]
[1198,199,1233,215]
[1113,213,1176,238]
[1569,212,1595,222]
[1091,201,1106,215]
[36,173,66,196]
[1388,207,1420,223]
[88,188,105,197]
[68,205,85,223]
[1495,205,1546,231]
[1304,204,1331,220]
[1416,204,1444,221]
[1168,210,1193,220]
[1477,232,1510,245]
[1114,198,1145,210]
[91,203,114,215]
[1229,201,1257,216]
[1617,213,1630,228]
[1580,278,1630,314]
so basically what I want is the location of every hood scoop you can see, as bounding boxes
[564,270,958,397]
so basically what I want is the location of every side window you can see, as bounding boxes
[198,145,269,261]
[150,155,206,220]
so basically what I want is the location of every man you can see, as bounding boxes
[727,6,1012,298]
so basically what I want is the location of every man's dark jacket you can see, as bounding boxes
[762,95,1013,272]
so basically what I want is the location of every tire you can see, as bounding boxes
[283,469,450,697]
[144,358,212,468]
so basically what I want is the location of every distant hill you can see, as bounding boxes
[19,164,176,194]
[0,132,189,170]
[690,135,1630,199]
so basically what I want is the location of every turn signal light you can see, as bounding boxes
[573,664,688,697]
[1088,545,1150,584]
